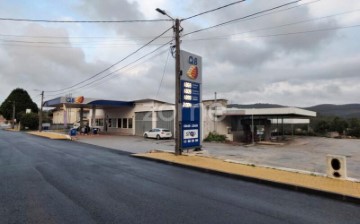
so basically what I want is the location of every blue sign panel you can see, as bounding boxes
[180,50,202,149]
[181,80,201,148]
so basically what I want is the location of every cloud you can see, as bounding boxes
[0,0,359,109]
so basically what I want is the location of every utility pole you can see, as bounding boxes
[252,109,255,145]
[12,101,15,129]
[156,8,181,155]
[214,92,217,133]
[174,18,181,155]
[38,91,44,131]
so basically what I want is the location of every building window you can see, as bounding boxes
[110,118,117,128]
[117,118,122,128]
[95,118,104,126]
[128,118,133,129]
[123,118,128,128]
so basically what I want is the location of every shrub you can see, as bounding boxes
[20,112,39,130]
[204,132,227,142]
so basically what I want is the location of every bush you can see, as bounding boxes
[20,112,39,130]
[204,132,227,142]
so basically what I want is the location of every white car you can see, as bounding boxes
[144,128,172,140]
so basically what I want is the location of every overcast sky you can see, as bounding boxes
[0,0,359,108]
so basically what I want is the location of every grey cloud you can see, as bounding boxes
[76,0,172,41]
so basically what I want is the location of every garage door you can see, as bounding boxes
[135,112,153,136]
[156,110,174,136]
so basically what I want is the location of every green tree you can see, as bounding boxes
[330,117,348,134]
[314,120,330,134]
[19,112,39,130]
[348,118,360,129]
[347,118,360,137]
[0,88,38,121]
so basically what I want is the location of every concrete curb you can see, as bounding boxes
[27,131,71,140]
[132,154,360,205]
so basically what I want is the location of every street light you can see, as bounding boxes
[156,8,181,155]
[155,8,174,20]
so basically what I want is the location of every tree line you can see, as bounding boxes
[310,116,360,137]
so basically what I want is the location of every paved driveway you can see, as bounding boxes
[77,135,360,179]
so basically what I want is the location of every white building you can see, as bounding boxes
[45,96,316,143]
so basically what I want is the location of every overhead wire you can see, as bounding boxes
[0,18,171,23]
[182,0,246,21]
[44,26,173,93]
[72,47,171,97]
[156,49,171,99]
[182,24,360,43]
[182,9,360,41]
[45,40,173,97]
[183,0,305,37]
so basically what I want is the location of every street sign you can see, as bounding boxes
[180,50,202,149]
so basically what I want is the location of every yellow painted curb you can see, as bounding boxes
[28,131,71,140]
[134,152,360,199]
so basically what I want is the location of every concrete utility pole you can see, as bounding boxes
[252,109,255,145]
[174,18,181,155]
[156,8,182,155]
[12,101,15,129]
[214,92,217,133]
[38,91,44,131]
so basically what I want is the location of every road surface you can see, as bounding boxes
[0,130,359,224]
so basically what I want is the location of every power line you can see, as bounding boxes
[183,0,303,37]
[182,0,246,21]
[0,33,172,40]
[44,26,173,93]
[182,9,360,41]
[70,47,171,97]
[67,42,172,94]
[183,24,360,42]
[46,40,172,97]
[0,39,166,47]
[156,49,171,99]
[0,18,171,23]
[0,38,148,45]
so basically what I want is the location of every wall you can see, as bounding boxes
[52,109,80,124]
[103,107,135,135]
[202,99,232,141]
[86,100,175,136]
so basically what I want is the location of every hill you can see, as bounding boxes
[227,103,285,109]
[305,104,360,118]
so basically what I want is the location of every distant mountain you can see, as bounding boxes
[304,104,360,118]
[227,103,360,118]
[227,103,285,109]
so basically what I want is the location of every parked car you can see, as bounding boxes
[144,128,172,140]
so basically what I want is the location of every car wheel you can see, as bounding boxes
[156,135,161,140]
[144,134,148,138]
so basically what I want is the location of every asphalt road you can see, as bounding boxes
[0,131,359,224]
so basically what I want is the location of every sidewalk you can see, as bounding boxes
[134,151,360,202]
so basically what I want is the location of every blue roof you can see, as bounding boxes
[88,100,133,107]
[43,97,134,108]
[43,97,62,107]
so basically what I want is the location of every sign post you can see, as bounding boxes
[180,50,202,150]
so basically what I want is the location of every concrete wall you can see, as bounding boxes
[202,99,232,141]
[52,109,80,124]
[102,107,135,135]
